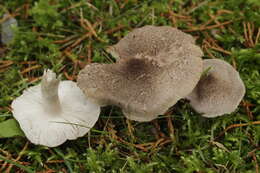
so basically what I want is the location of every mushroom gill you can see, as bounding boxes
[11,70,100,147]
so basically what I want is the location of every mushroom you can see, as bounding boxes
[186,59,246,118]
[1,13,17,44]
[78,26,203,122]
[11,69,100,147]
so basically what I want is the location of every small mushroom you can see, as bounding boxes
[1,14,18,44]
[186,59,246,118]
[78,26,203,121]
[11,70,100,147]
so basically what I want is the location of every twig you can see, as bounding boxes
[201,10,230,28]
[53,35,78,44]
[66,33,92,50]
[185,20,234,32]
[72,60,78,78]
[64,21,100,51]
[248,150,260,173]
[116,136,148,151]
[81,15,105,42]
[148,138,172,156]
[248,147,260,157]
[0,149,12,171]
[209,13,224,30]
[105,24,126,34]
[202,45,217,59]
[215,121,260,140]
[63,71,74,80]
[61,1,98,13]
[187,0,209,14]
[87,43,92,64]
[242,100,254,120]
[27,77,41,83]
[243,22,255,47]
[166,112,175,140]
[46,160,65,163]
[152,120,166,139]
[126,119,136,142]
[63,50,76,63]
[255,28,260,45]
[247,22,255,47]
[151,138,165,149]
[5,142,29,173]
[0,61,13,69]
[209,46,232,55]
[20,65,41,75]
[253,153,259,173]
[20,61,37,65]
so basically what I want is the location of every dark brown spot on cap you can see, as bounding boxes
[119,58,158,81]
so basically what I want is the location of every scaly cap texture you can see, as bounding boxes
[78,26,203,121]
[186,59,246,117]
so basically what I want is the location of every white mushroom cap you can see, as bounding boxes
[11,70,100,147]
[78,26,203,122]
[186,59,246,118]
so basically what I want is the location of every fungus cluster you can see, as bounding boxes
[11,25,246,147]
[77,26,203,122]
[78,26,245,121]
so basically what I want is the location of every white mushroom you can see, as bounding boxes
[186,59,246,117]
[11,69,100,147]
[78,26,203,122]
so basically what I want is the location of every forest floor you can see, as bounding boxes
[0,0,259,172]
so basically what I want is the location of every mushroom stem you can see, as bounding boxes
[41,70,62,114]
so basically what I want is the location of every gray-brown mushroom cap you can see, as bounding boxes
[186,59,246,118]
[107,25,196,65]
[78,26,203,122]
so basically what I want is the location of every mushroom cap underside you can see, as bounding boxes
[12,80,100,147]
